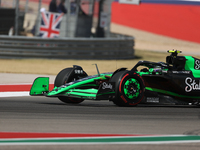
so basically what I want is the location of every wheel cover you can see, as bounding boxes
[123,78,140,99]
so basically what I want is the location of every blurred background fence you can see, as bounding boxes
[0,34,134,59]
[0,0,135,59]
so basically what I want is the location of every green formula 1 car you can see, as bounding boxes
[30,50,200,106]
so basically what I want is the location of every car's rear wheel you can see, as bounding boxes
[54,67,88,104]
[110,71,145,107]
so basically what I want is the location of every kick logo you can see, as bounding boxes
[185,77,200,92]
[102,82,112,89]
[194,59,200,70]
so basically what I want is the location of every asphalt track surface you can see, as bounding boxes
[0,73,200,149]
[1,96,200,149]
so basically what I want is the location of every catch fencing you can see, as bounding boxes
[0,35,134,59]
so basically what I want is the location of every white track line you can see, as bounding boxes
[0,92,29,97]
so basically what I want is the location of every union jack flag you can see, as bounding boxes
[39,11,63,38]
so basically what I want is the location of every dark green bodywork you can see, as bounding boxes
[30,51,200,103]
[135,55,200,100]
[30,73,114,100]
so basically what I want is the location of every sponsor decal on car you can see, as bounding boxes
[194,59,200,70]
[146,97,159,103]
[185,77,200,92]
[172,71,191,74]
[74,69,84,74]
[102,82,113,90]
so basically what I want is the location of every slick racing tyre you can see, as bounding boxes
[110,71,145,107]
[54,67,88,104]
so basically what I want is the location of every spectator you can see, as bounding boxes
[49,0,59,13]
[58,0,67,14]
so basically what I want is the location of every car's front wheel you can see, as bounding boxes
[54,67,87,104]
